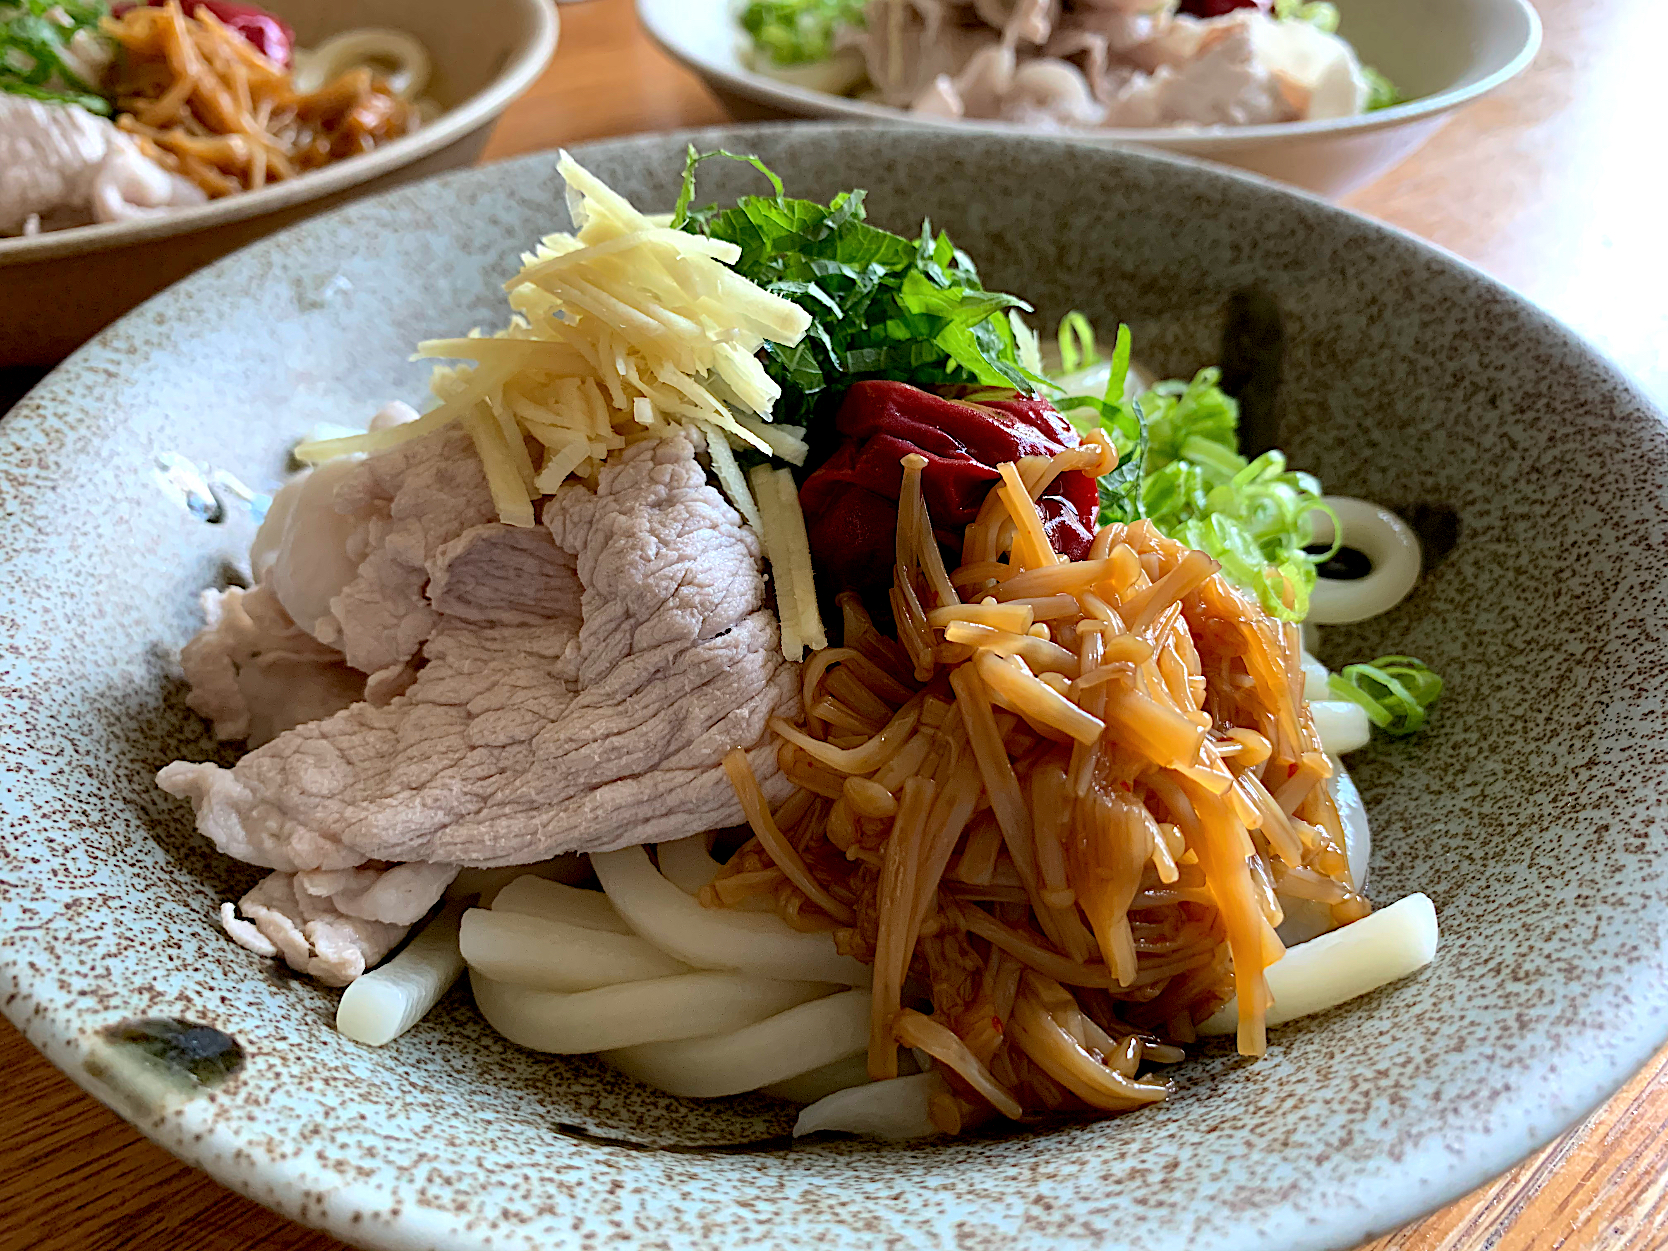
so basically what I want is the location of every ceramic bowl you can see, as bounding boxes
[3,123,1667,1251]
[0,0,559,368]
[637,0,1540,199]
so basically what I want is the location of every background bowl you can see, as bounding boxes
[0,0,559,367]
[4,122,1667,1251]
[637,0,1540,199]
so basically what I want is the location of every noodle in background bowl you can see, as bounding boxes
[3,123,1667,1251]
[0,0,559,367]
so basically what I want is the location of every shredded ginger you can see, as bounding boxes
[294,152,829,656]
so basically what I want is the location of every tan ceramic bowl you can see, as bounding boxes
[2,0,558,367]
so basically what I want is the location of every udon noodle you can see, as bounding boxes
[104,2,420,197]
[714,448,1369,1130]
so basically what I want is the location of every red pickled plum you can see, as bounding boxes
[115,0,295,65]
[799,381,1100,603]
[1178,0,1268,15]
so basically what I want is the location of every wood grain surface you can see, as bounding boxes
[5,1,1666,1249]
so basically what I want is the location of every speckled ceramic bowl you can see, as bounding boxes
[3,124,1667,1251]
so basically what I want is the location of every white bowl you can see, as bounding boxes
[637,0,1540,198]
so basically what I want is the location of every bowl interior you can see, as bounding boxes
[1336,0,1539,100]
[274,0,520,110]
[3,124,1667,1251]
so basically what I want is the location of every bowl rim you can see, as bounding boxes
[0,0,559,268]
[6,120,1666,1251]
[635,0,1542,149]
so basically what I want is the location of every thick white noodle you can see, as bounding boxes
[290,28,432,100]
[1311,700,1371,754]
[763,1048,923,1104]
[656,834,723,896]
[489,875,630,933]
[1301,653,1371,754]
[592,844,871,985]
[1300,653,1331,701]
[1200,893,1438,1035]
[460,908,687,991]
[759,1051,875,1103]
[1307,497,1422,625]
[601,988,870,1098]
[1332,766,1371,891]
[792,1070,947,1140]
[471,969,830,1054]
[336,900,465,1046]
[447,855,588,904]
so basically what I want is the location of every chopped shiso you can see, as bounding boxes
[673,148,1039,434]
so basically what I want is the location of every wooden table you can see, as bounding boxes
[4,1,1665,1248]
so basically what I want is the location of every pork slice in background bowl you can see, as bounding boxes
[0,0,558,368]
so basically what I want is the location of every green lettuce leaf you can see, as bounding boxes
[739,0,865,67]
[1,0,113,113]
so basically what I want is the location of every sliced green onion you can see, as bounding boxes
[1274,0,1340,32]
[1363,66,1402,111]
[1129,365,1331,621]
[1104,322,1131,407]
[1326,656,1443,736]
[1056,311,1099,377]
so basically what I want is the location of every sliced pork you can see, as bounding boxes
[218,865,455,986]
[160,432,797,883]
[0,96,205,236]
[851,0,1368,129]
[313,426,501,687]
[179,581,364,747]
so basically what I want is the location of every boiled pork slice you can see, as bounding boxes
[218,862,458,986]
[179,581,365,747]
[0,96,205,235]
[160,432,798,900]
[314,425,501,691]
